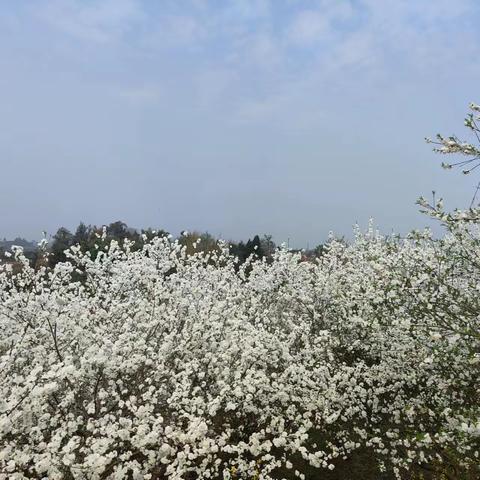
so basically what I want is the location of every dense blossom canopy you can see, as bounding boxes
[0,216,479,479]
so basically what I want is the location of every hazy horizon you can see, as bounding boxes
[1,0,479,248]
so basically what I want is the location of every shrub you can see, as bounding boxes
[0,219,479,479]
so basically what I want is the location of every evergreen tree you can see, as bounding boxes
[74,222,90,247]
[50,227,74,265]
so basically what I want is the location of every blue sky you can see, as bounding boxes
[0,0,479,246]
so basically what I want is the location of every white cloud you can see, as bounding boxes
[247,33,283,68]
[140,14,206,50]
[287,9,330,46]
[225,31,283,72]
[286,2,355,47]
[326,30,377,71]
[35,0,144,43]
[221,0,271,21]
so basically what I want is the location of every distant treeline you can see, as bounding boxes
[0,237,37,252]
[0,220,325,269]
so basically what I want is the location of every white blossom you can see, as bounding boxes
[1,197,480,479]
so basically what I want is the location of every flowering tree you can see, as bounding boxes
[1,109,480,479]
[426,102,480,209]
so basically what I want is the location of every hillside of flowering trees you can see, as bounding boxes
[1,107,480,479]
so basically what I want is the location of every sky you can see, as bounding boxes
[0,0,479,247]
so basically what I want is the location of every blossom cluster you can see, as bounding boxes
[425,102,480,175]
[0,220,479,479]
